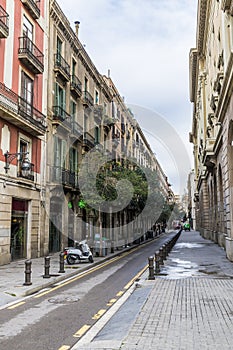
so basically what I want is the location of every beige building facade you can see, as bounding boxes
[190,0,233,260]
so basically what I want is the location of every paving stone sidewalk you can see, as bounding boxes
[72,231,233,350]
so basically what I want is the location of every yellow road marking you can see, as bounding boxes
[58,346,70,350]
[124,265,148,290]
[116,291,124,297]
[34,256,121,299]
[73,324,91,338]
[92,309,106,320]
[7,301,25,310]
[34,244,148,299]
[107,298,117,306]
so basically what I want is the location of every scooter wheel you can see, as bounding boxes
[89,256,94,263]
[67,255,76,265]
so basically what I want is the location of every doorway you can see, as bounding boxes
[11,199,28,260]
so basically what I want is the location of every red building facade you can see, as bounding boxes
[0,0,47,264]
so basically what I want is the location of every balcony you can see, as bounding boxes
[70,75,82,97]
[221,0,231,11]
[52,105,71,129]
[0,82,46,136]
[82,90,94,107]
[18,96,46,132]
[112,133,120,148]
[54,53,70,82]
[0,5,9,38]
[50,166,76,188]
[82,131,95,149]
[71,120,83,138]
[18,37,44,74]
[203,138,216,173]
[94,105,103,123]
[21,0,40,20]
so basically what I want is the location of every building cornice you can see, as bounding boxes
[196,0,208,56]
[189,49,198,102]
[50,0,112,101]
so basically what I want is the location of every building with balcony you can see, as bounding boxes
[189,0,233,260]
[47,0,115,253]
[46,1,175,254]
[0,0,47,264]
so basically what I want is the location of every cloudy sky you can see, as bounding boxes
[57,0,197,194]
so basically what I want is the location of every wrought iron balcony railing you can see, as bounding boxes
[18,36,44,74]
[0,82,46,135]
[71,120,83,137]
[70,75,82,96]
[82,131,95,148]
[0,5,9,38]
[21,0,40,20]
[52,105,71,129]
[82,90,94,107]
[50,166,76,188]
[54,53,70,82]
[18,96,46,130]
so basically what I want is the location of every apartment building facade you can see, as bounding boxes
[0,0,48,264]
[0,0,174,264]
[189,0,233,260]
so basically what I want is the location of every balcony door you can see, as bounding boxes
[21,72,33,115]
[11,199,28,260]
[23,15,33,51]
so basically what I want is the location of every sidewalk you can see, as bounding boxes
[0,247,126,308]
[72,230,233,350]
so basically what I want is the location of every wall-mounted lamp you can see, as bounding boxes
[4,151,31,176]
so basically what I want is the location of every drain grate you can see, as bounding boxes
[48,296,79,304]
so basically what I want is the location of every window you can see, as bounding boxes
[57,36,62,55]
[54,136,66,168]
[70,101,76,122]
[84,115,88,133]
[95,90,99,104]
[23,15,33,41]
[55,82,66,115]
[94,126,100,144]
[84,77,88,92]
[69,147,78,173]
[72,59,76,76]
[21,72,33,114]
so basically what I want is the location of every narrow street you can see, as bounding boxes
[0,234,171,350]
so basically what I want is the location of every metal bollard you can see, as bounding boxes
[162,244,167,260]
[43,256,50,278]
[59,252,65,273]
[23,259,32,285]
[148,256,155,280]
[159,247,164,265]
[154,251,160,274]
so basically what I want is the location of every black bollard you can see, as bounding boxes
[43,256,50,278]
[148,256,155,280]
[23,259,32,285]
[154,251,160,274]
[162,244,167,260]
[159,247,164,265]
[59,252,65,273]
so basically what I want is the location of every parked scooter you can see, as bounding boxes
[64,240,94,264]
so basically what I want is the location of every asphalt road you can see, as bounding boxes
[0,233,174,350]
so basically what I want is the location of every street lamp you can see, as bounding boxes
[4,151,31,176]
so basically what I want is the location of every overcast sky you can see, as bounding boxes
[57,0,197,195]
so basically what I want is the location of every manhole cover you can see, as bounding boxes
[48,296,79,304]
